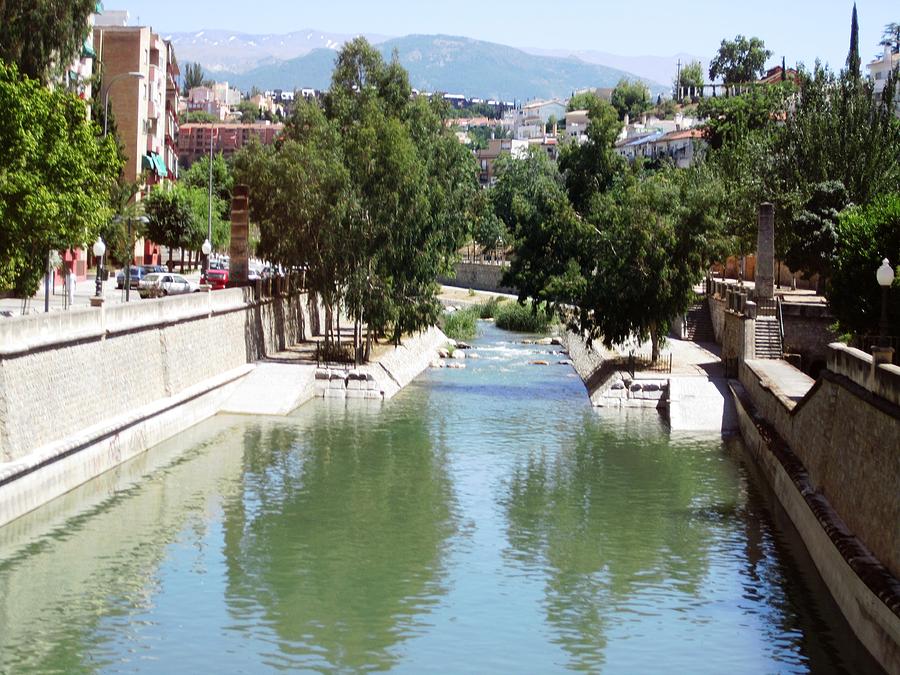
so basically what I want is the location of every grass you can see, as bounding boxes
[441,305,480,341]
[494,301,554,333]
[477,296,504,319]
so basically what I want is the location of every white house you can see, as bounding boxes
[868,46,900,113]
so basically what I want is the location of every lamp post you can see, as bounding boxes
[876,258,895,348]
[201,238,212,286]
[93,237,106,297]
[103,71,144,138]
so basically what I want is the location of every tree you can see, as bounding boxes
[847,4,861,80]
[678,60,705,93]
[0,60,121,294]
[557,95,623,214]
[783,181,849,291]
[183,110,217,124]
[709,35,772,84]
[0,0,96,82]
[182,62,204,96]
[234,99,262,123]
[828,194,900,338]
[567,91,600,112]
[880,22,900,54]
[492,149,592,314]
[610,78,650,121]
[143,186,193,270]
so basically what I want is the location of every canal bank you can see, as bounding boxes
[0,289,448,527]
[0,321,881,673]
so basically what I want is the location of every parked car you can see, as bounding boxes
[138,273,197,298]
[202,267,229,290]
[116,265,167,289]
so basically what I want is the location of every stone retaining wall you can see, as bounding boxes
[437,263,516,294]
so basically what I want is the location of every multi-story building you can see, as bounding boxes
[475,138,528,187]
[868,46,900,113]
[176,122,283,166]
[93,13,180,189]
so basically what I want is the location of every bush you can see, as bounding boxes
[494,301,554,333]
[477,296,504,319]
[441,306,479,340]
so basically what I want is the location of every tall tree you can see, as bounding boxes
[678,60,705,94]
[0,60,121,294]
[847,3,861,80]
[181,62,204,96]
[783,181,849,291]
[709,35,772,84]
[0,0,96,82]
[143,186,193,270]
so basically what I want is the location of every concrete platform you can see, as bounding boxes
[668,377,738,433]
[744,358,815,409]
[220,361,317,415]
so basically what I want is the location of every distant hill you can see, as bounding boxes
[212,34,667,101]
[164,29,391,74]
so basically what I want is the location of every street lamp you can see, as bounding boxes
[103,71,144,137]
[92,237,106,298]
[876,258,894,347]
[201,238,212,282]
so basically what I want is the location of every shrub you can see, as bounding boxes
[477,296,504,319]
[494,301,553,333]
[441,306,479,340]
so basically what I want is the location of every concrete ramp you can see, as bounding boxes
[668,377,738,433]
[220,362,317,415]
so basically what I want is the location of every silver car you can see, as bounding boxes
[138,273,197,298]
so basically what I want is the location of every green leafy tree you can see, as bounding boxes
[183,110,217,124]
[234,99,262,123]
[143,185,193,270]
[557,96,623,214]
[0,0,96,82]
[0,60,121,294]
[180,151,233,249]
[493,149,592,313]
[829,194,900,337]
[709,35,772,84]
[784,181,848,292]
[567,91,601,112]
[680,61,705,90]
[610,78,650,121]
[181,62,204,96]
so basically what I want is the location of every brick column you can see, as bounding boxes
[229,184,250,285]
[756,203,775,300]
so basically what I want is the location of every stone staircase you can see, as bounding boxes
[685,300,716,343]
[754,317,782,359]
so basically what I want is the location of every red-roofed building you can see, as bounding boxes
[648,129,705,167]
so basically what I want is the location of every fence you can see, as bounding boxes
[625,352,673,378]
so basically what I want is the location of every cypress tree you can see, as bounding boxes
[847,3,861,79]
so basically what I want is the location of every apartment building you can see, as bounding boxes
[177,122,283,166]
[93,14,180,188]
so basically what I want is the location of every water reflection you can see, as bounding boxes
[0,418,248,673]
[221,397,458,671]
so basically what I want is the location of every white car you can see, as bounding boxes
[138,273,197,298]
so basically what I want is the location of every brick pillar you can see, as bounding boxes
[756,203,775,300]
[229,184,250,285]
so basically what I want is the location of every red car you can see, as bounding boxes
[203,268,229,290]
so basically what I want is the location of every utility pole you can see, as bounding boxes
[675,59,682,100]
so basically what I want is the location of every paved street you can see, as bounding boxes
[0,268,204,317]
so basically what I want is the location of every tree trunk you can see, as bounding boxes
[650,324,660,361]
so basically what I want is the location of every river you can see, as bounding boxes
[0,323,880,673]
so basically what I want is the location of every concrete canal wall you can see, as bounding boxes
[0,288,319,526]
[733,345,900,673]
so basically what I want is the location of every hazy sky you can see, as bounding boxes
[119,0,896,70]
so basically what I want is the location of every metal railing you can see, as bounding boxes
[625,352,673,378]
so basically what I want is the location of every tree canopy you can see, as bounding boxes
[234,38,478,358]
[0,0,95,82]
[610,78,650,121]
[0,60,121,294]
[709,35,772,84]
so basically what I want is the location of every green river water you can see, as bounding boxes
[0,323,881,673]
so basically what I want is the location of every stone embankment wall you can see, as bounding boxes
[0,288,316,463]
[734,344,900,671]
[315,327,448,401]
[437,263,516,294]
[780,303,838,371]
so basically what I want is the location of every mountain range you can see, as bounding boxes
[166,30,680,101]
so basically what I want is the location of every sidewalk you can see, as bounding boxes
[0,268,204,318]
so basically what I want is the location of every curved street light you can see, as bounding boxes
[103,71,144,138]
